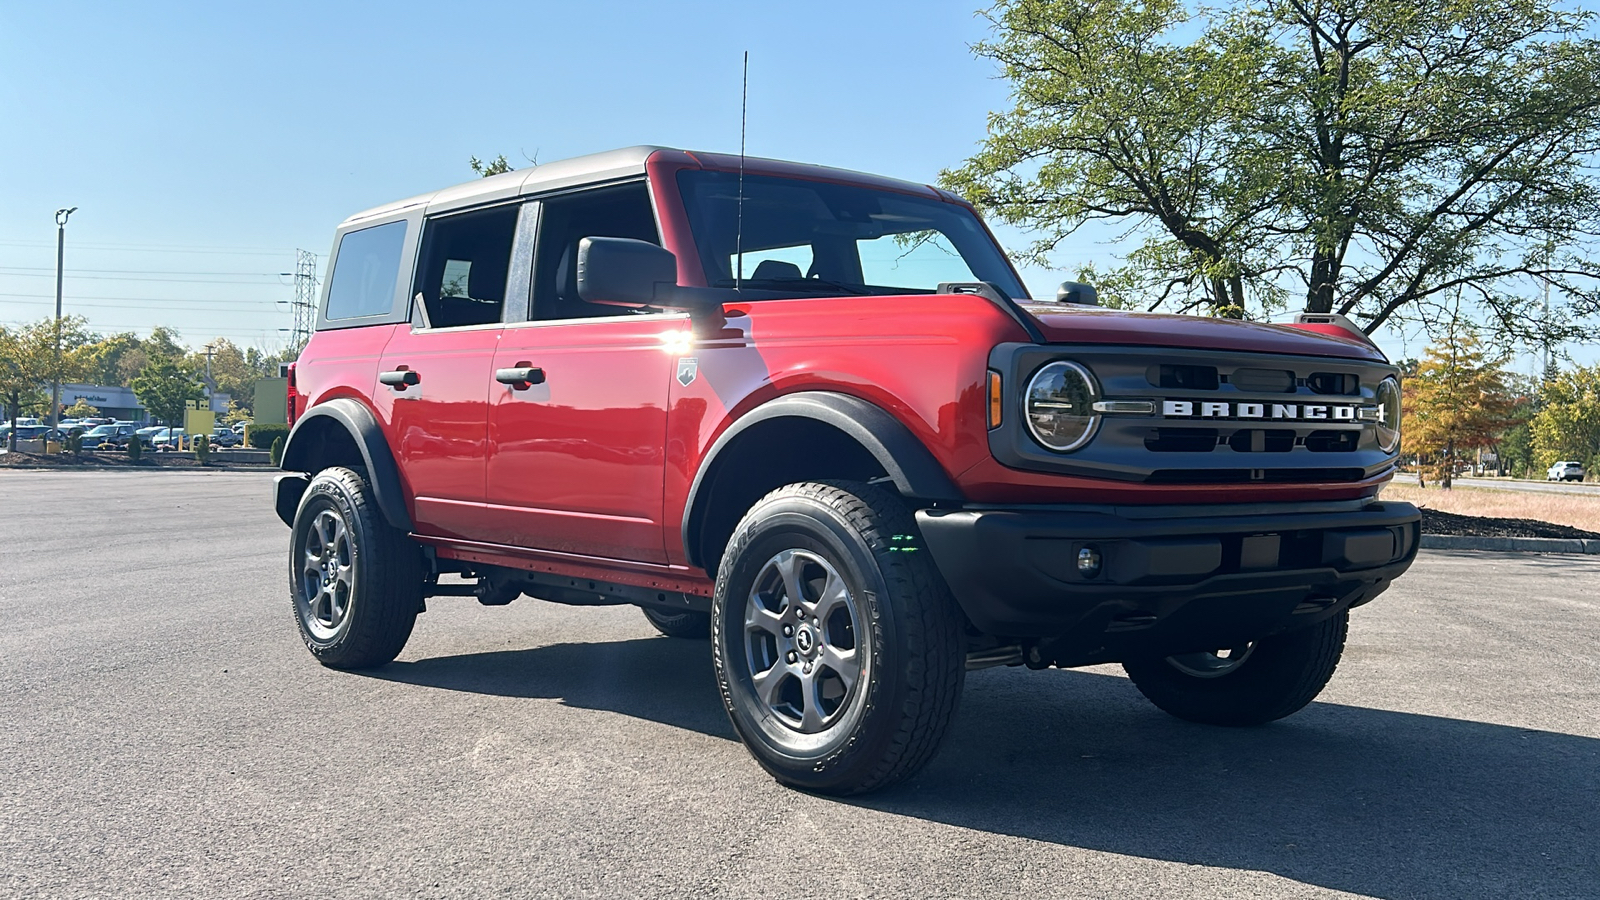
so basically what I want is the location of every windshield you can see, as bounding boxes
[87,425,116,436]
[676,170,1027,299]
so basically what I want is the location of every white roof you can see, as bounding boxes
[341,146,670,226]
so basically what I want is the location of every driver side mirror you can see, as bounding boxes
[576,237,681,308]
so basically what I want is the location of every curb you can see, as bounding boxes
[1420,535,1600,554]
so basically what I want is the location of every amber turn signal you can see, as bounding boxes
[987,370,1003,429]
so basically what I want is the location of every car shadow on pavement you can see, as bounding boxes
[369,639,1597,900]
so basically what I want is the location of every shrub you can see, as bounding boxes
[65,432,82,457]
[269,435,285,467]
[249,423,289,449]
[193,434,210,465]
[127,435,142,462]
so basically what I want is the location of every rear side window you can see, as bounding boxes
[325,221,408,320]
[413,205,520,328]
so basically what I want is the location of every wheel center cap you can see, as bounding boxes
[794,625,816,655]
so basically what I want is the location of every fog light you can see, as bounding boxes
[1077,546,1102,578]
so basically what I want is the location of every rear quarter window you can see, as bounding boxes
[325,221,408,320]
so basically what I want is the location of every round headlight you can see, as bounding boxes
[1024,361,1100,452]
[1375,377,1401,453]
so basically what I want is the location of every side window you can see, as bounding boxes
[531,183,660,321]
[325,221,407,320]
[412,205,520,328]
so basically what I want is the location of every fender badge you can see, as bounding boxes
[676,357,699,387]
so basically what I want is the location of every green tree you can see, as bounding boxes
[1402,326,1519,488]
[77,331,145,387]
[945,0,1600,337]
[0,317,98,445]
[0,324,48,448]
[469,154,513,177]
[62,399,100,419]
[130,355,204,428]
[1531,365,1600,475]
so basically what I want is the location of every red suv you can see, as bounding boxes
[276,146,1419,795]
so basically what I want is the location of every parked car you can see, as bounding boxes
[273,145,1420,796]
[150,428,187,450]
[231,420,251,434]
[209,426,241,448]
[1,424,51,443]
[1547,461,1585,482]
[82,422,140,449]
[128,426,166,450]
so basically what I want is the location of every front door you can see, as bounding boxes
[482,316,678,562]
[478,180,675,562]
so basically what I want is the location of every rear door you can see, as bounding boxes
[479,183,675,562]
[372,202,530,539]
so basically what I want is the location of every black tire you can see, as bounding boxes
[289,466,423,669]
[712,480,965,796]
[640,606,711,639]
[1122,611,1348,726]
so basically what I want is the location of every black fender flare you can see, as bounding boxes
[278,398,412,531]
[680,391,963,568]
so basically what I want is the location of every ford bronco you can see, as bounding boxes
[275,146,1419,795]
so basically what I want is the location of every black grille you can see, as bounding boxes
[1307,372,1360,395]
[1226,429,1296,453]
[1305,429,1360,452]
[1149,364,1219,390]
[1229,368,1295,393]
[1145,428,1219,452]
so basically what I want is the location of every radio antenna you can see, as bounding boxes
[735,50,748,293]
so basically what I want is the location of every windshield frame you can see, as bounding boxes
[672,167,1028,300]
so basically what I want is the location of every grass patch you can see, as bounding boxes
[1381,482,1600,533]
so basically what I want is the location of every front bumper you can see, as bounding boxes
[916,500,1419,664]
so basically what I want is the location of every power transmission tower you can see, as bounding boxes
[290,249,318,353]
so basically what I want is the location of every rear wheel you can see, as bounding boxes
[712,480,965,796]
[289,466,422,669]
[1122,611,1348,726]
[640,606,710,639]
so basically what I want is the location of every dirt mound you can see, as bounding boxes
[1420,508,1600,540]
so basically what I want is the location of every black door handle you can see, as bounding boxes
[495,365,546,389]
[379,369,420,388]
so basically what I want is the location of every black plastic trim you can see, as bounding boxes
[280,398,413,532]
[680,391,963,568]
[915,500,1421,642]
[273,473,310,527]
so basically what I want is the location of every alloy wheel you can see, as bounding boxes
[743,548,867,734]
[300,508,355,641]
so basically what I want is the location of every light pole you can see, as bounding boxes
[49,207,77,430]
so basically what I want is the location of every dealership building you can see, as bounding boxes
[59,384,145,422]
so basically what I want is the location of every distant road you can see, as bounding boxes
[1391,472,1600,496]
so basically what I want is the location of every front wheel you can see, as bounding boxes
[712,481,965,796]
[1122,611,1349,726]
[289,466,423,669]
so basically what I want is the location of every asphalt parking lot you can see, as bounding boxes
[2,470,1596,899]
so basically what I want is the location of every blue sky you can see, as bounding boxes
[0,1,1589,375]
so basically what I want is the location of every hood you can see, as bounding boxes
[1018,303,1387,362]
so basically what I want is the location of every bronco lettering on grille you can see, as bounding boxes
[1161,400,1362,422]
